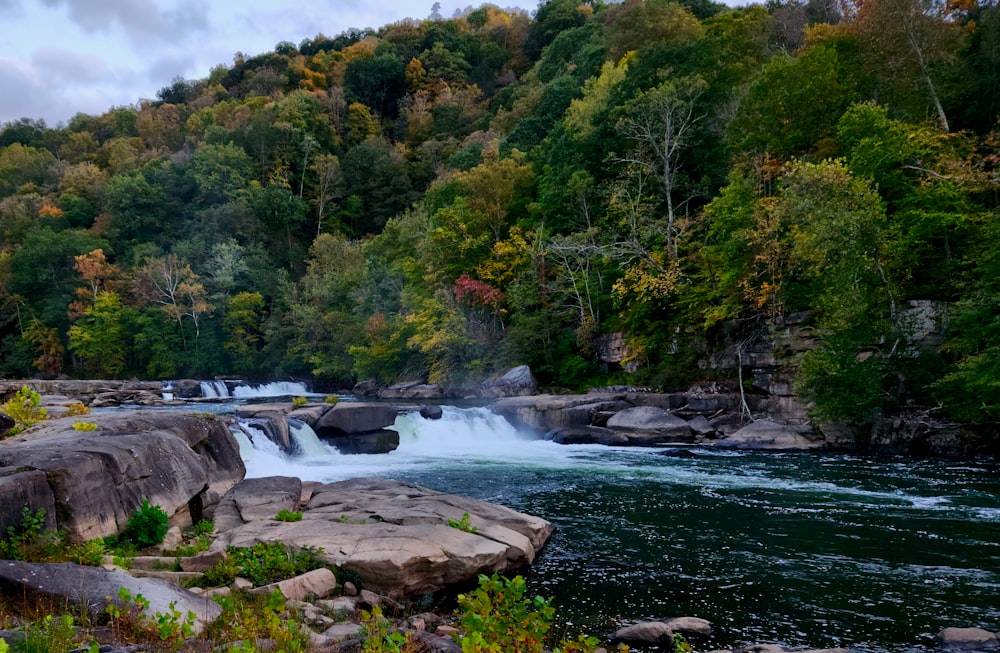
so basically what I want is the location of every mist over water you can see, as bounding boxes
[236,405,1000,653]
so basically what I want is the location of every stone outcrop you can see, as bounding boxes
[606,406,694,444]
[0,561,221,633]
[937,627,1000,650]
[378,381,444,400]
[211,477,553,599]
[0,411,244,541]
[315,402,398,437]
[0,380,167,407]
[715,420,823,450]
[481,365,538,398]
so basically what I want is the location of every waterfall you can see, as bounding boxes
[232,381,312,398]
[288,418,334,457]
[201,380,230,398]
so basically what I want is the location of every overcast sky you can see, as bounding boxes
[0,0,542,126]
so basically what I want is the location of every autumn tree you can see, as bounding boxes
[616,75,708,259]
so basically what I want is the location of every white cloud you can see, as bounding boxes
[31,46,110,84]
[38,0,209,43]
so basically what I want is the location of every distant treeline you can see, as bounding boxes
[2,0,999,426]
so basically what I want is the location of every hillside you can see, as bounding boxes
[1,0,999,430]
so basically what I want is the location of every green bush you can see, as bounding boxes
[0,507,64,562]
[1,387,49,437]
[275,509,302,522]
[291,396,308,408]
[204,542,328,587]
[120,499,169,549]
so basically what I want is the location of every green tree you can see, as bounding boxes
[68,290,132,377]
[224,291,266,376]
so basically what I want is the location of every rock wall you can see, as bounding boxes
[0,412,244,541]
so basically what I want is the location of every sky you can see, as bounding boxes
[0,0,541,126]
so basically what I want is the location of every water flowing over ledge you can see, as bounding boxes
[229,404,1000,653]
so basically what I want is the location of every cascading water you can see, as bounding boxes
[200,380,316,400]
[234,405,1000,653]
[201,380,230,398]
[232,381,315,399]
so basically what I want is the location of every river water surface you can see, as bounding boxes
[231,402,1000,653]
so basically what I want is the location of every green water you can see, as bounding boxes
[386,448,1000,652]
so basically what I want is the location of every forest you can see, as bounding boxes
[1,0,998,428]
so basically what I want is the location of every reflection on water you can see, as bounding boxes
[237,406,1000,653]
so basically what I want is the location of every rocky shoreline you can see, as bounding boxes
[0,387,996,651]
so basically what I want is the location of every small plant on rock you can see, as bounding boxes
[193,519,214,537]
[0,507,64,562]
[275,509,302,522]
[120,499,169,549]
[71,420,98,432]
[361,605,414,653]
[65,401,91,416]
[210,589,309,652]
[448,512,478,533]
[456,573,554,653]
[291,396,308,408]
[20,614,81,653]
[204,542,328,587]
[325,394,339,405]
[1,387,49,437]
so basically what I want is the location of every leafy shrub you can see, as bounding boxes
[455,573,601,653]
[361,605,414,653]
[105,587,195,650]
[325,394,340,405]
[456,573,555,653]
[210,589,310,652]
[0,507,64,562]
[120,499,169,549]
[1,387,49,437]
[291,396,308,408]
[69,538,106,566]
[20,614,79,653]
[204,542,328,587]
[72,420,98,431]
[193,519,215,537]
[447,512,478,533]
[65,402,91,416]
[275,509,302,522]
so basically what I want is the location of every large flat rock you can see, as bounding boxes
[0,411,244,541]
[714,420,824,450]
[606,406,694,444]
[0,561,221,633]
[211,477,553,598]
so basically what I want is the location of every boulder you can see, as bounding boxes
[606,406,694,444]
[0,467,57,535]
[315,403,398,437]
[327,430,400,455]
[244,413,292,452]
[420,405,444,420]
[611,621,675,645]
[289,404,334,428]
[481,365,538,399]
[251,567,338,601]
[0,412,244,541]
[937,628,1000,650]
[490,394,628,433]
[379,381,445,400]
[172,379,203,398]
[545,426,627,446]
[211,477,553,599]
[0,413,15,437]
[212,476,302,532]
[352,379,380,397]
[662,617,712,637]
[0,561,221,634]
[687,415,716,437]
[715,420,824,451]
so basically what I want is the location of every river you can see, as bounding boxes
[226,397,999,652]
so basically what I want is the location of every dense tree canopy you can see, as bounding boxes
[1,0,999,429]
